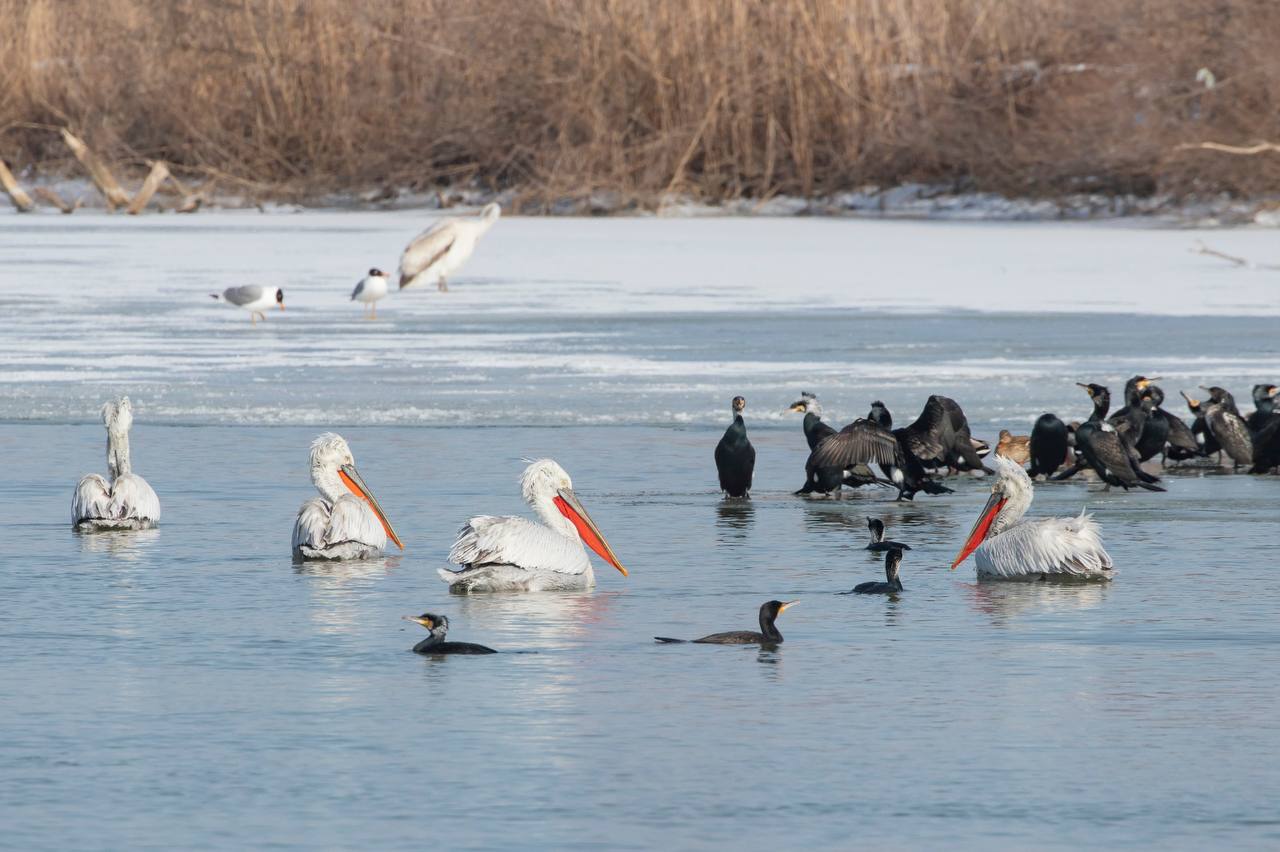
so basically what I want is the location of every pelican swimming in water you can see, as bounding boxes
[655,600,797,645]
[952,455,1114,580]
[292,433,403,560]
[403,613,497,655]
[72,396,161,530]
[438,459,628,592]
[350,268,390,319]
[398,202,501,292]
[210,285,284,324]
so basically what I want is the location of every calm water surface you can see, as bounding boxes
[4,420,1280,849]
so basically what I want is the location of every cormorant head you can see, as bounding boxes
[1252,384,1278,403]
[788,392,819,415]
[1146,385,1165,408]
[731,395,746,415]
[867,400,892,429]
[1139,390,1157,412]
[885,547,903,582]
[1179,390,1201,412]
[760,600,797,625]
[1076,382,1108,400]
[866,516,885,542]
[1199,386,1234,406]
[403,612,449,638]
[1131,375,1160,392]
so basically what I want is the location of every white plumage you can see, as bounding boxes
[350,268,390,319]
[954,456,1114,580]
[211,285,285,324]
[438,459,628,592]
[292,433,402,561]
[398,202,500,291]
[72,397,161,530]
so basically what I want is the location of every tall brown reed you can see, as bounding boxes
[2,0,1279,204]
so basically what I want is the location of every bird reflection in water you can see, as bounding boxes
[715,499,755,540]
[77,527,160,561]
[966,580,1109,627]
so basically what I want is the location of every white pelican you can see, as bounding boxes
[350,268,390,319]
[398,202,501,292]
[951,455,1114,580]
[292,433,403,560]
[72,397,161,530]
[438,459,628,592]
[211,285,285,324]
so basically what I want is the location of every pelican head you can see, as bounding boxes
[952,455,1033,569]
[102,396,133,435]
[480,202,502,226]
[731,395,746,415]
[520,459,627,576]
[308,433,403,550]
[788,392,820,415]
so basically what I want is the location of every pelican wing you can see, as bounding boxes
[72,474,111,524]
[976,513,1114,579]
[292,495,386,553]
[221,285,267,306]
[446,515,588,575]
[807,419,901,471]
[398,222,456,289]
[108,473,161,523]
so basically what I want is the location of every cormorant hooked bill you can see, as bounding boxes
[714,396,755,498]
[655,600,797,645]
[1054,383,1164,491]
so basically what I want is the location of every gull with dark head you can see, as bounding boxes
[439,459,628,592]
[211,285,284,324]
[350,268,390,319]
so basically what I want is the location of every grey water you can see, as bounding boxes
[4,214,1280,849]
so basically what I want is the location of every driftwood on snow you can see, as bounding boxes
[126,160,171,214]
[61,128,131,209]
[0,160,35,212]
[34,187,81,214]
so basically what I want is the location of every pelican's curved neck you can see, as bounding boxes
[311,464,345,503]
[531,490,577,539]
[106,428,131,481]
[990,486,1033,536]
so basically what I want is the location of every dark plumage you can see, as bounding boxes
[897,395,990,473]
[791,394,893,494]
[655,600,796,645]
[1055,383,1164,491]
[850,548,904,594]
[865,517,911,551]
[1201,386,1253,468]
[405,613,497,654]
[1028,412,1070,477]
[1180,390,1221,458]
[714,396,755,498]
[1249,415,1280,474]
[1247,384,1278,435]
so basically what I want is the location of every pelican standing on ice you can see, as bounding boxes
[210,286,285,324]
[398,202,501,292]
[292,433,403,560]
[350,268,390,319]
[72,397,161,530]
[439,459,628,592]
[952,456,1114,580]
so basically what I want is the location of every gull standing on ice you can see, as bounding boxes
[398,202,501,292]
[439,459,628,592]
[72,397,161,530]
[292,433,404,560]
[350,268,390,319]
[211,285,285,324]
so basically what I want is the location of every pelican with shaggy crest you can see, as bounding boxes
[292,433,403,560]
[399,203,501,291]
[439,459,628,592]
[72,396,161,530]
[952,455,1114,580]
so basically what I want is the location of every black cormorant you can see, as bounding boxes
[404,613,497,654]
[714,396,755,498]
[1028,413,1070,478]
[865,517,912,551]
[1200,386,1253,469]
[1055,383,1164,491]
[849,548,905,594]
[1247,384,1278,434]
[655,600,796,645]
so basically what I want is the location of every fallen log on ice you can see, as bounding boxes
[61,128,131,210]
[0,160,35,212]
[126,161,171,214]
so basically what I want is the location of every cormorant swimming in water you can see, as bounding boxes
[404,613,497,654]
[1200,386,1253,469]
[1028,413,1070,478]
[865,516,911,551]
[1054,383,1164,491]
[714,395,755,498]
[848,548,904,594]
[655,600,796,645]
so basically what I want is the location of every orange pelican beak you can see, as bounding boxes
[339,463,404,550]
[554,487,627,576]
[951,491,1007,569]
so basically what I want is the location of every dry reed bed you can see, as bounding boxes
[2,0,1279,206]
